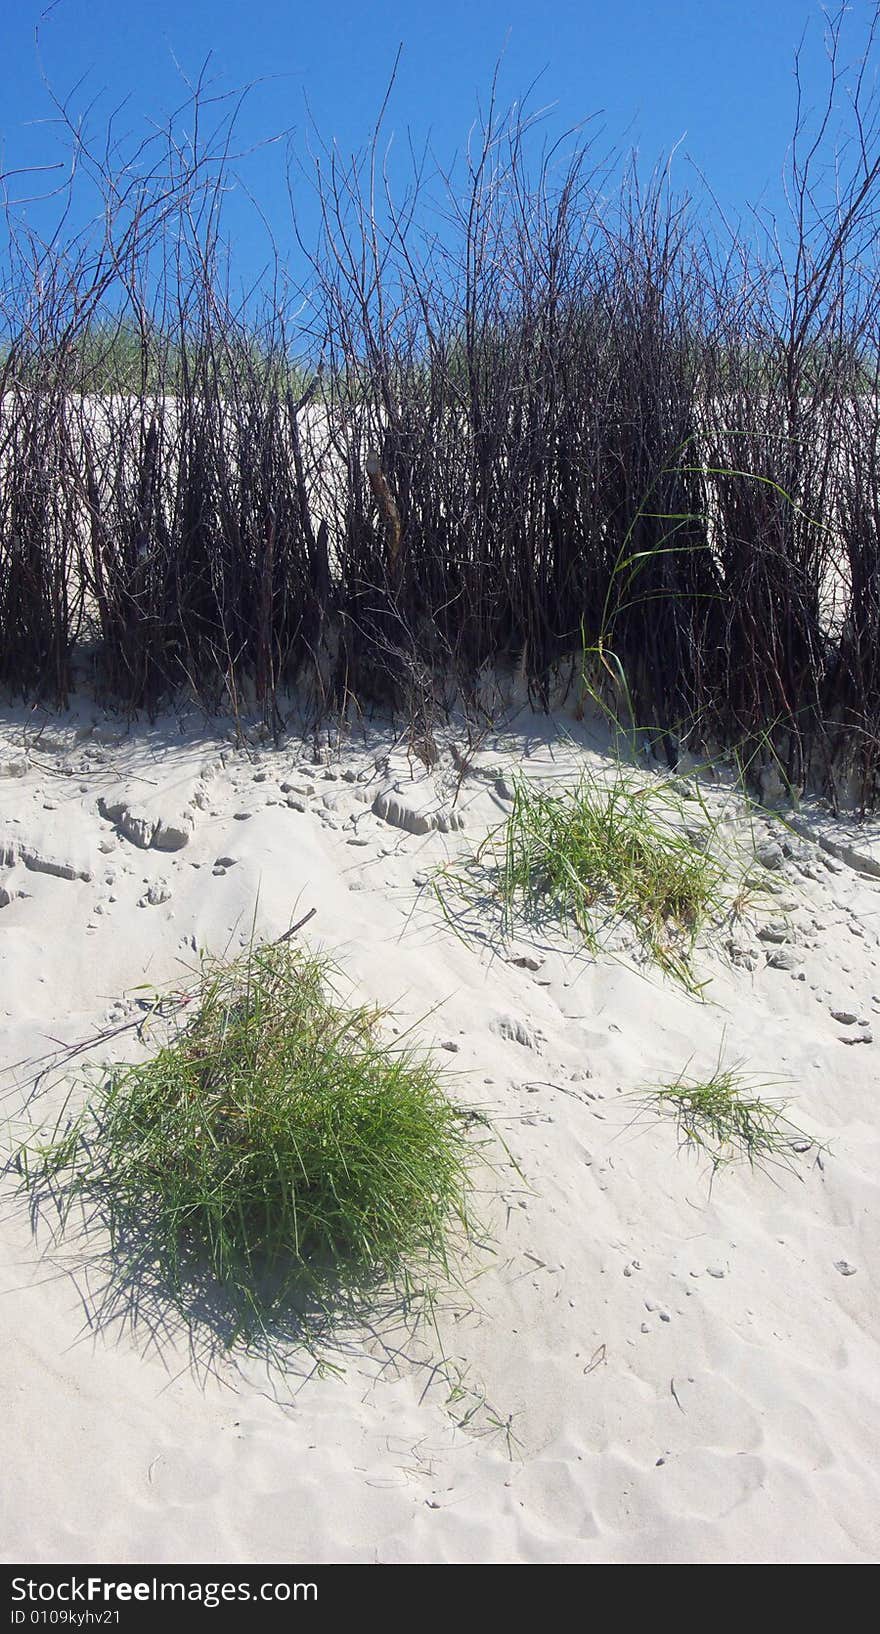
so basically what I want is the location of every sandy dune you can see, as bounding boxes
[1,700,878,1564]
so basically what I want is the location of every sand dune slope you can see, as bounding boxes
[1,705,878,1564]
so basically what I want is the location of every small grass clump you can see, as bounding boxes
[640,1061,815,1176]
[19,942,475,1328]
[476,771,725,982]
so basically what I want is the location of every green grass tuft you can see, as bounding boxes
[18,942,476,1331]
[639,1061,816,1175]
[469,770,725,983]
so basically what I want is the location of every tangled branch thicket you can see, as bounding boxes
[3,14,880,805]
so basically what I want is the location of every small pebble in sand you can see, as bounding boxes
[0,756,28,778]
[140,879,172,907]
[758,922,791,944]
[834,1260,857,1276]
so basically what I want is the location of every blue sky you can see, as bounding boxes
[0,1,872,293]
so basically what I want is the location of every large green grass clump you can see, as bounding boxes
[21,943,474,1324]
[481,771,725,981]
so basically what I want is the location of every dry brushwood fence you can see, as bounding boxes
[3,16,880,809]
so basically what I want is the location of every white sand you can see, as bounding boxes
[1,701,878,1565]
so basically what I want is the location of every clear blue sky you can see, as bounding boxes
[0,0,873,292]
